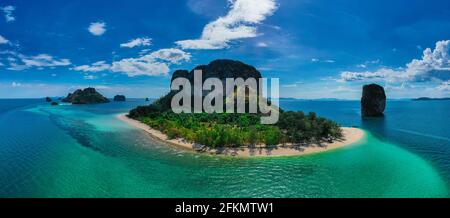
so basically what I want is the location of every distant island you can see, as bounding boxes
[413,97,450,101]
[120,60,364,157]
[62,87,110,104]
[113,95,126,102]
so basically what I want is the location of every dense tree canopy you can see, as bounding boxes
[129,105,342,148]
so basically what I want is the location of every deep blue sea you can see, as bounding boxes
[282,99,450,178]
[0,98,449,197]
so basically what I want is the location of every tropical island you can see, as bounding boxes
[62,87,110,104]
[120,60,364,157]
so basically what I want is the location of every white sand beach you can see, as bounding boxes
[117,114,365,157]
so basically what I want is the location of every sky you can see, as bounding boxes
[0,0,449,99]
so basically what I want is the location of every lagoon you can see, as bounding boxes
[0,99,449,197]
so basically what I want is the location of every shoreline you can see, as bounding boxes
[117,114,365,157]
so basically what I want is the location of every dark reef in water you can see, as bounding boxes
[45,97,52,102]
[62,87,110,104]
[113,95,126,102]
[361,84,386,117]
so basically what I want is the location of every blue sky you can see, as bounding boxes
[0,0,449,99]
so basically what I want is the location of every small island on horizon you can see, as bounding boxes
[413,97,450,101]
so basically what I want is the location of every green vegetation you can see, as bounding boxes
[129,59,343,148]
[129,105,343,148]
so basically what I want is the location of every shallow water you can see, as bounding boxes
[0,99,449,197]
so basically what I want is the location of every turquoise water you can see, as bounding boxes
[0,99,449,197]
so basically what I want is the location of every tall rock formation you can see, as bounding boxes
[361,84,386,117]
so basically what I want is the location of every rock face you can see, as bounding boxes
[171,59,262,83]
[145,98,150,102]
[361,84,386,117]
[132,59,263,113]
[171,59,262,98]
[62,88,110,104]
[113,95,126,102]
[45,97,52,102]
[51,102,59,106]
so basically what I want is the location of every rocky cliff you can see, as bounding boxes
[361,84,386,117]
[151,59,263,112]
[171,59,262,83]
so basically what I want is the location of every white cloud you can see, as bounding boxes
[0,35,9,44]
[176,0,277,50]
[340,40,450,82]
[437,80,450,92]
[111,59,170,77]
[88,22,106,36]
[120,37,152,48]
[256,42,268,47]
[20,54,71,68]
[311,58,335,63]
[11,82,21,87]
[139,49,151,55]
[75,49,191,77]
[7,57,16,62]
[111,48,190,77]
[3,53,71,71]
[357,64,367,68]
[73,61,111,72]
[340,68,397,82]
[94,85,111,90]
[145,48,191,64]
[83,75,97,80]
[282,84,297,88]
[7,63,28,71]
[356,60,380,68]
[1,5,15,22]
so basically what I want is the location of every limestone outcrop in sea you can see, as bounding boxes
[151,59,262,112]
[62,87,110,104]
[361,84,386,117]
[113,95,126,102]
[171,59,262,83]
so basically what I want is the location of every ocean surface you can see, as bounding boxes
[0,98,449,197]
